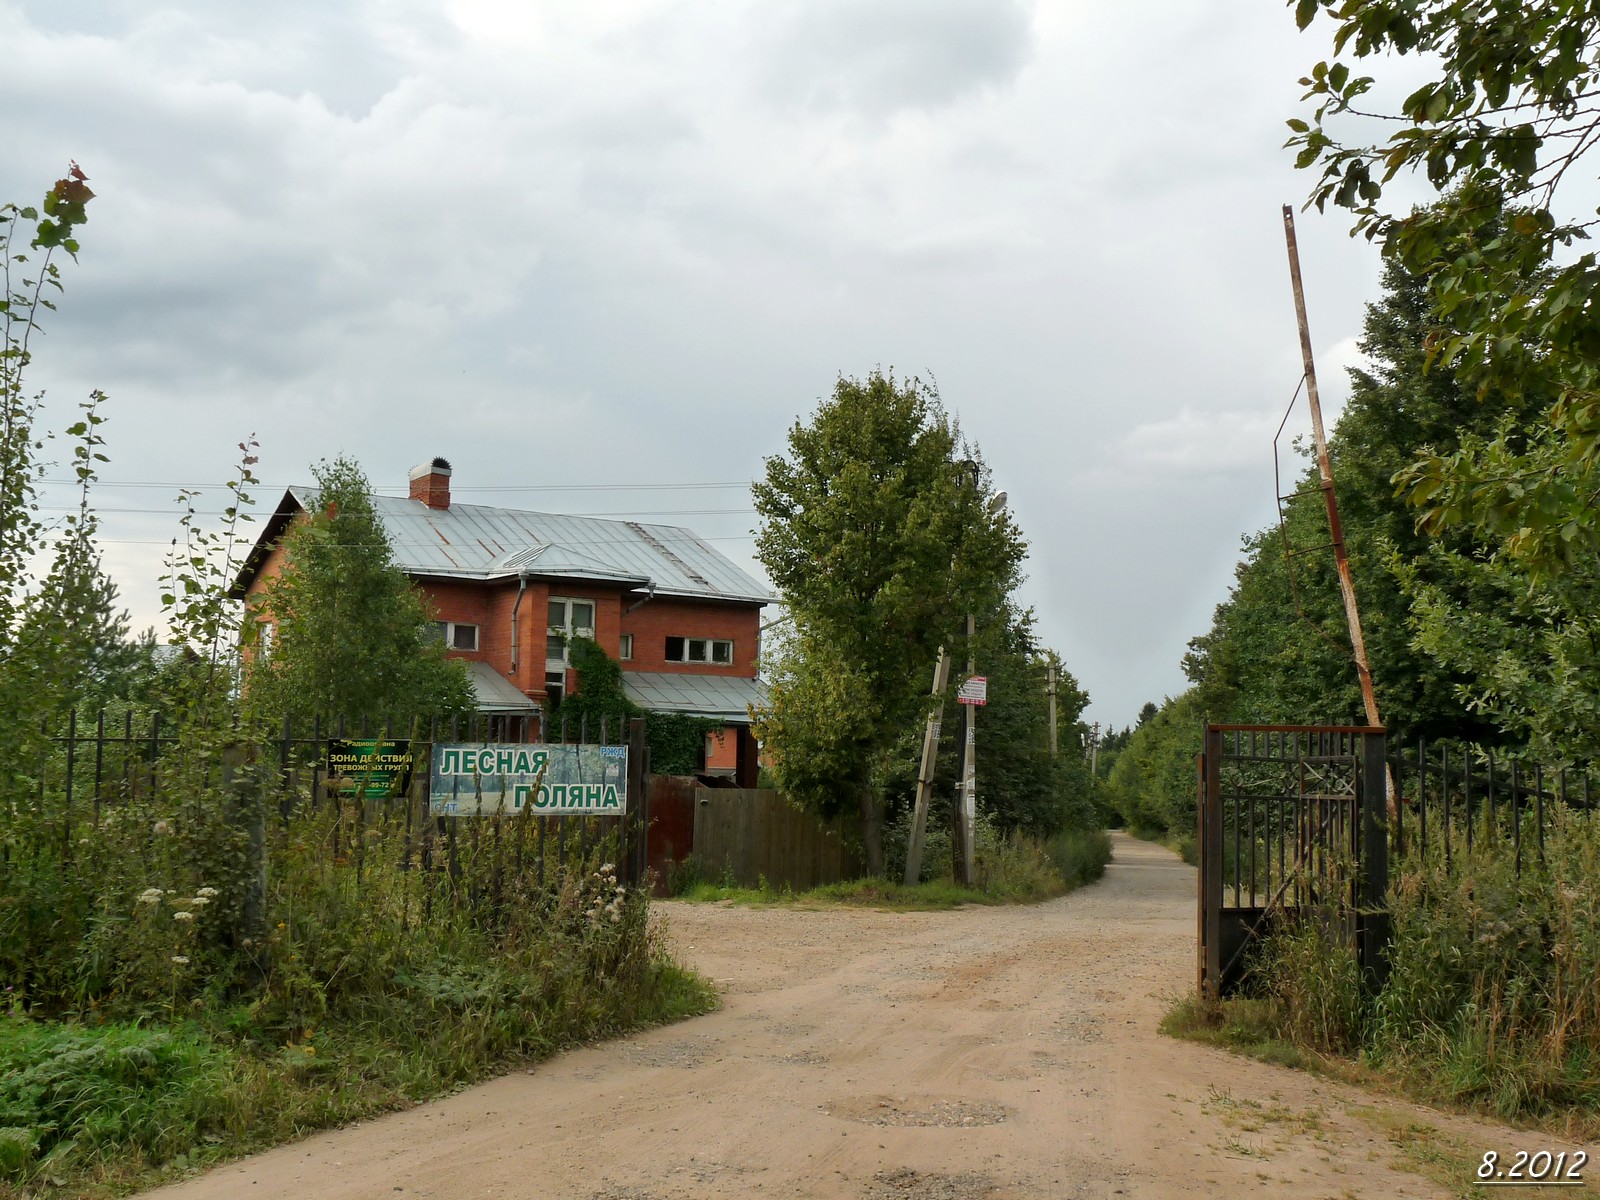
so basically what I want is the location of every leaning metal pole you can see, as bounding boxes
[1282,206,1381,733]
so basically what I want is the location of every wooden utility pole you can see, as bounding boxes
[1046,662,1058,758]
[903,647,951,886]
[953,616,977,887]
[1282,206,1382,733]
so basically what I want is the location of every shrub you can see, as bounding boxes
[1044,827,1113,888]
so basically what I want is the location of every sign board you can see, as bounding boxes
[325,740,415,798]
[429,743,629,816]
[957,676,988,706]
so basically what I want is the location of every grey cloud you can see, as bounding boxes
[18,0,428,116]
[756,0,1036,116]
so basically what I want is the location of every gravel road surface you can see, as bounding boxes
[141,833,1583,1199]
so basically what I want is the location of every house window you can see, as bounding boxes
[619,633,634,661]
[545,669,566,705]
[547,597,596,665]
[256,621,275,659]
[434,621,479,652]
[665,636,733,665]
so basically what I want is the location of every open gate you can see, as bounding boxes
[1197,724,1389,997]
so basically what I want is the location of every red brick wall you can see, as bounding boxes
[246,531,765,709]
[621,597,761,677]
[705,726,739,770]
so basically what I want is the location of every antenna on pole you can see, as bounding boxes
[1281,205,1382,733]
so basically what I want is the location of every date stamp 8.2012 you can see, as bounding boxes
[1476,1150,1588,1187]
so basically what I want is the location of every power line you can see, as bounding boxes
[33,505,760,518]
[41,478,754,492]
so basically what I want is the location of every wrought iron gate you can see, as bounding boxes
[1197,724,1388,996]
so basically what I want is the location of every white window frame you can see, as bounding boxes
[435,621,479,652]
[665,636,734,665]
[547,596,597,666]
[619,633,634,661]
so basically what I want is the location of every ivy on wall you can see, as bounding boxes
[555,638,724,775]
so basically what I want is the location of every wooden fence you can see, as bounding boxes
[691,788,860,890]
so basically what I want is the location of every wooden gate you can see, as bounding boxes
[1197,724,1388,997]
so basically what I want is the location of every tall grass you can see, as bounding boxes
[1370,805,1600,1116]
[1205,806,1600,1122]
[0,781,716,1191]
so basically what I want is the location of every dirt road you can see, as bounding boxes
[145,834,1577,1199]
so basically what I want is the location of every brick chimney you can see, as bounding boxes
[409,457,452,510]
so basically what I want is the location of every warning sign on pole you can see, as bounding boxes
[957,676,988,706]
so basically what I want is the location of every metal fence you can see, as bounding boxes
[1391,740,1598,874]
[1198,725,1388,997]
[33,709,651,889]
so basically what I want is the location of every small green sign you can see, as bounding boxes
[325,739,415,799]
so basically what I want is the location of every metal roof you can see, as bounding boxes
[270,487,774,605]
[465,661,540,713]
[622,671,767,723]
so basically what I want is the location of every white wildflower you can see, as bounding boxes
[137,888,165,905]
[173,910,195,922]
[196,887,219,898]
[188,896,211,907]
[599,863,614,874]
[170,955,189,966]
[152,819,173,836]
[609,910,621,924]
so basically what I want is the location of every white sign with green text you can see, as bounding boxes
[429,743,629,816]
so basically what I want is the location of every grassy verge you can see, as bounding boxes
[675,827,1113,910]
[0,959,714,1200]
[1161,996,1562,1198]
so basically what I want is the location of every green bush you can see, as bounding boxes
[1043,827,1113,888]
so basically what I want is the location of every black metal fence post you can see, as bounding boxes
[1360,730,1390,986]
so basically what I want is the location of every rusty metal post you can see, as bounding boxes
[1200,727,1224,997]
[1282,206,1381,733]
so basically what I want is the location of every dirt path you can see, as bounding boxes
[144,834,1584,1199]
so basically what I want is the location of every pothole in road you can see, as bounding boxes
[864,1166,1000,1199]
[1053,1015,1103,1043]
[623,1037,716,1068]
[774,1048,829,1066]
[824,1096,1012,1128]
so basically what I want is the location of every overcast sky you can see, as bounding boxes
[4,0,1412,729]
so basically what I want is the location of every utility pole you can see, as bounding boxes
[954,614,977,886]
[903,647,951,886]
[1046,662,1058,758]
[1089,721,1099,776]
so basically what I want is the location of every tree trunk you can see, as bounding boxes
[857,782,885,878]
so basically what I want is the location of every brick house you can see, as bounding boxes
[231,458,773,781]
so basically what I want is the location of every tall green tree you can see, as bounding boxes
[752,371,1026,873]
[1289,0,1600,574]
[245,455,472,729]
